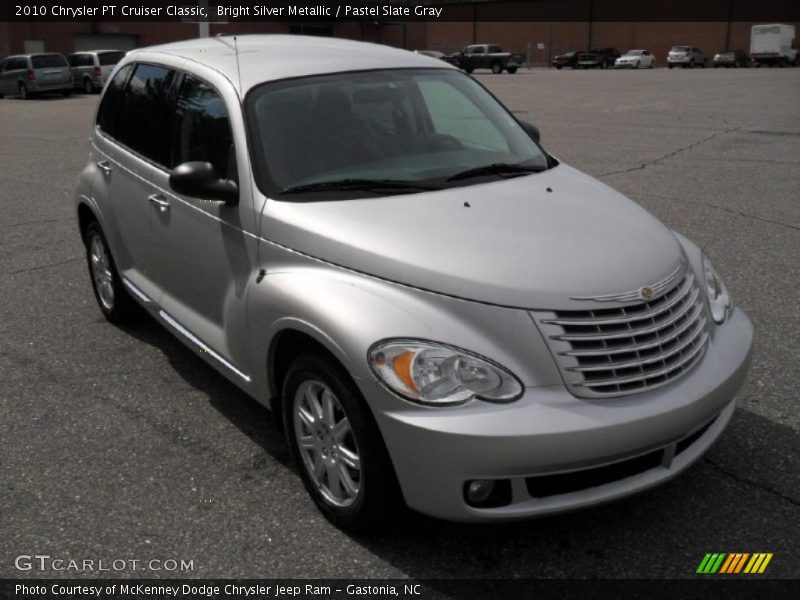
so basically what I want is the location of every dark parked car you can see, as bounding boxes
[713,50,750,68]
[576,52,604,69]
[552,51,581,69]
[591,47,622,68]
[449,44,521,74]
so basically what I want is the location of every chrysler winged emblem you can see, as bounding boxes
[571,264,683,302]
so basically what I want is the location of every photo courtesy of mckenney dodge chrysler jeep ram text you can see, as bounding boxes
[74,35,753,529]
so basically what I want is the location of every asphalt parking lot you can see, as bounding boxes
[1,67,799,580]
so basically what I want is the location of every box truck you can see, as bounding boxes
[750,24,797,67]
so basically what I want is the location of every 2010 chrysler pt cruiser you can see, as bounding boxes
[75,36,753,528]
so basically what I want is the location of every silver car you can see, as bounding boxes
[667,46,707,68]
[0,53,72,99]
[74,36,753,528]
[68,50,126,93]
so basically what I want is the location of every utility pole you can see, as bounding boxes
[198,0,210,38]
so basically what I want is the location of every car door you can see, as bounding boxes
[91,62,177,303]
[149,72,257,375]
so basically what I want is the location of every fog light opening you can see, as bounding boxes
[464,478,512,508]
[467,480,495,503]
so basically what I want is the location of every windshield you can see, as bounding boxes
[671,46,690,52]
[246,69,549,200]
[626,50,644,56]
[31,54,67,68]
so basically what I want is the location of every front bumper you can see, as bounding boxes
[370,307,753,522]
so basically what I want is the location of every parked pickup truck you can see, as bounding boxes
[449,44,522,74]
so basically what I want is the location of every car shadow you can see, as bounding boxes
[116,312,799,580]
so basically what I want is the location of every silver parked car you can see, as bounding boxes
[74,36,753,528]
[0,53,72,99]
[68,50,126,93]
[667,46,707,68]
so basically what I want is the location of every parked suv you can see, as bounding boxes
[0,53,71,99]
[668,46,707,68]
[68,50,126,93]
[75,36,752,528]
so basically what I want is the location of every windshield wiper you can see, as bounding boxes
[280,178,440,195]
[446,163,546,182]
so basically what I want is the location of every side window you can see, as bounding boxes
[473,46,485,54]
[171,75,234,179]
[78,54,93,67]
[489,46,502,54]
[97,63,133,136]
[115,63,176,166]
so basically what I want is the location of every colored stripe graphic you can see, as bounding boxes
[697,553,726,574]
[744,553,773,574]
[698,552,772,574]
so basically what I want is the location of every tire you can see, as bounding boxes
[464,66,473,74]
[84,221,138,324]
[688,60,694,69]
[635,61,640,69]
[556,65,562,70]
[18,83,29,100]
[283,352,401,531]
[491,61,502,74]
[83,78,94,94]
[668,64,674,69]
[506,66,518,74]
[62,90,71,97]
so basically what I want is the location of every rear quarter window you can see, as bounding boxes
[96,64,133,137]
[99,52,125,66]
[31,54,67,68]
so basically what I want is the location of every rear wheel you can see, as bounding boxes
[18,83,29,100]
[491,61,502,74]
[62,90,71,97]
[84,221,137,323]
[556,65,563,70]
[83,77,94,94]
[506,66,518,74]
[464,66,473,74]
[283,353,401,530]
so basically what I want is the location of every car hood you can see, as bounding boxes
[260,164,685,310]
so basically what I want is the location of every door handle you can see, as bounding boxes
[96,160,112,175]
[147,193,170,212]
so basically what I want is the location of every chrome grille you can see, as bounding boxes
[533,271,710,397]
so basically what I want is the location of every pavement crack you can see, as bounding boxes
[703,457,800,508]
[598,127,739,178]
[627,190,800,233]
[3,256,81,275]
[2,218,66,228]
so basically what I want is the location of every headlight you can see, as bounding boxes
[368,340,523,406]
[702,255,732,324]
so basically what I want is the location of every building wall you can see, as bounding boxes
[2,18,797,65]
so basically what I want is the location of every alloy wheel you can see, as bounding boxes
[89,233,115,310]
[293,380,362,508]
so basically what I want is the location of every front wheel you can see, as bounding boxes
[283,353,401,530]
[463,66,473,74]
[84,221,137,323]
[635,61,640,69]
[18,83,29,99]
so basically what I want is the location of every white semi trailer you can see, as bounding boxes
[750,24,797,67]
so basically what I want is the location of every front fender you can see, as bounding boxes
[246,250,562,412]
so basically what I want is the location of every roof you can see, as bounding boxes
[131,35,454,95]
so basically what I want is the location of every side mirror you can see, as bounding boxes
[520,120,541,144]
[169,161,238,205]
